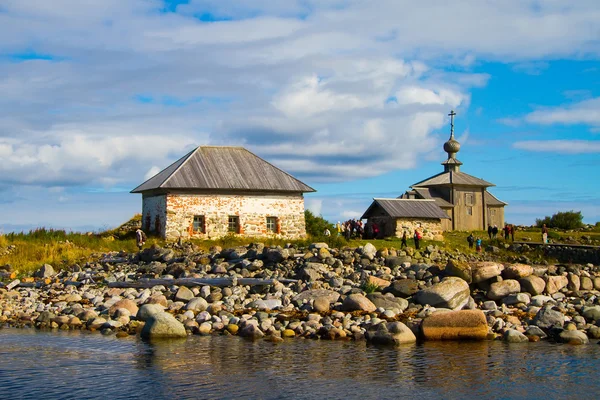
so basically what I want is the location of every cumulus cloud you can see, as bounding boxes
[525,98,600,126]
[513,140,600,154]
[1,0,599,195]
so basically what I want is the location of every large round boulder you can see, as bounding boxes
[140,312,187,339]
[366,293,408,313]
[503,264,533,279]
[414,277,470,310]
[368,321,416,345]
[487,279,521,301]
[342,294,377,312]
[471,262,503,283]
[445,260,472,284]
[519,275,546,296]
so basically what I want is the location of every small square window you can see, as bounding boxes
[465,193,474,206]
[228,216,240,233]
[266,217,277,233]
[193,215,205,233]
[467,206,473,216]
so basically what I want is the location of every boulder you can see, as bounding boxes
[558,330,589,345]
[532,306,565,329]
[312,297,330,313]
[567,273,580,292]
[140,312,187,339]
[239,324,265,340]
[362,243,377,260]
[174,286,195,302]
[34,264,56,278]
[185,297,208,312]
[109,299,139,317]
[487,280,521,301]
[471,262,503,283]
[367,276,391,289]
[342,294,377,312]
[545,275,568,295]
[503,329,529,343]
[368,322,417,345]
[519,275,546,296]
[503,264,533,279]
[136,304,166,321]
[582,306,600,322]
[421,310,488,340]
[445,260,472,284]
[383,279,419,298]
[247,299,282,310]
[414,277,470,310]
[366,293,409,313]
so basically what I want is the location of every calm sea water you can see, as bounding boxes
[1,327,599,400]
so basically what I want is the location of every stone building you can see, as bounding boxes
[362,111,506,237]
[131,146,315,240]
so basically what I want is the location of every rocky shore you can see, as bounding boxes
[1,242,599,346]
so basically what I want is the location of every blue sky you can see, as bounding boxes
[0,0,599,232]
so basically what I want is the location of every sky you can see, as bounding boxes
[1,0,600,233]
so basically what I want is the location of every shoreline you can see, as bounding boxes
[1,242,599,345]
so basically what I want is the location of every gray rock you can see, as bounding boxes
[247,299,282,310]
[35,264,56,278]
[582,306,600,322]
[502,293,530,306]
[136,304,166,321]
[503,329,529,343]
[414,277,470,310]
[471,262,503,283]
[532,307,565,329]
[368,321,416,345]
[185,297,208,312]
[313,297,330,312]
[366,293,409,313]
[140,312,187,339]
[558,330,589,344]
[239,324,265,339]
[383,279,419,298]
[362,243,377,260]
[530,295,554,307]
[525,325,547,339]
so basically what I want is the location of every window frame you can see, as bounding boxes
[466,206,473,216]
[266,216,278,233]
[192,215,205,234]
[465,192,474,206]
[228,215,240,233]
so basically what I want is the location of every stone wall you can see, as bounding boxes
[141,194,167,237]
[395,218,444,241]
[162,193,307,240]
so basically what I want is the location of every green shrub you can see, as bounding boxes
[361,280,380,294]
[536,210,584,230]
[304,210,335,237]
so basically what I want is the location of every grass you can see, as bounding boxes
[2,217,598,279]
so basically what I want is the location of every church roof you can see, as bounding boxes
[411,170,494,188]
[131,146,315,193]
[412,188,454,207]
[485,191,507,206]
[361,198,450,220]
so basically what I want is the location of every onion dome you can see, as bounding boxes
[444,138,461,155]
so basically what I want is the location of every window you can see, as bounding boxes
[490,209,496,217]
[228,215,240,233]
[467,206,473,216]
[193,215,205,233]
[465,193,474,206]
[266,217,278,233]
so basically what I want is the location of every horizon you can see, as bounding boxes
[1,1,599,232]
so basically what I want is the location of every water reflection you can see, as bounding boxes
[1,328,599,400]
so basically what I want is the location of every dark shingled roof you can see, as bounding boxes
[131,146,315,193]
[485,191,507,206]
[361,198,451,220]
[411,171,494,188]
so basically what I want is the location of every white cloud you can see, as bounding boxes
[525,98,600,126]
[513,140,600,154]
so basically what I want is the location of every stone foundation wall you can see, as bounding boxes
[162,193,307,240]
[395,218,444,241]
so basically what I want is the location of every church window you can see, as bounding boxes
[228,216,240,233]
[490,209,496,217]
[465,193,474,206]
[467,206,473,216]
[266,217,277,233]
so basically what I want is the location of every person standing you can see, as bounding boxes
[414,229,421,250]
[542,224,549,244]
[467,233,475,249]
[492,225,498,240]
[401,231,408,248]
[135,229,147,251]
[487,225,493,240]
[475,237,482,252]
[504,224,510,241]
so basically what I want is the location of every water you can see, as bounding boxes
[1,328,599,400]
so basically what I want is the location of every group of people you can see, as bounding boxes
[487,224,516,242]
[400,229,423,249]
[335,219,377,240]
